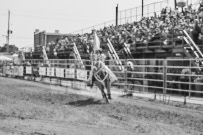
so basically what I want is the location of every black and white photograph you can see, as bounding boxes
[0,0,203,134]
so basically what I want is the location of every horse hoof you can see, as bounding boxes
[107,94,112,100]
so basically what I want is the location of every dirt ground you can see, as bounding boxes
[0,77,203,135]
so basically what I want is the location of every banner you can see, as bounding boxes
[47,67,55,77]
[39,67,46,76]
[76,69,87,81]
[10,66,14,76]
[6,66,11,75]
[18,66,24,76]
[65,68,75,79]
[26,66,32,74]
[3,65,7,74]
[13,66,19,76]
[56,68,64,78]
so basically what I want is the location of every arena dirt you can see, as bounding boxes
[0,77,203,135]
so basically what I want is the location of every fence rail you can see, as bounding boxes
[0,58,203,104]
[118,0,168,25]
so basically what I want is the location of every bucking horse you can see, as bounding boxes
[87,55,117,103]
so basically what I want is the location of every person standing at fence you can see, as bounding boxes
[127,61,134,90]
[180,68,190,99]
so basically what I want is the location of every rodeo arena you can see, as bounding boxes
[1,0,203,134]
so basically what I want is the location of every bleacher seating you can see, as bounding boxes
[29,2,203,60]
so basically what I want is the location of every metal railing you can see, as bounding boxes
[69,1,168,35]
[1,58,203,104]
[70,20,115,35]
[118,0,168,25]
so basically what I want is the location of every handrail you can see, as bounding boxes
[73,43,85,69]
[107,38,124,71]
[124,43,133,58]
[183,30,203,58]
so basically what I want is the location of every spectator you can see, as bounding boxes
[192,20,201,44]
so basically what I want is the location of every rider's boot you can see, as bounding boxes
[107,94,112,100]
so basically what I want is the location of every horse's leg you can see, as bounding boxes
[95,81,109,103]
[101,88,108,103]
[106,77,111,100]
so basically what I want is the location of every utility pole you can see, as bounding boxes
[142,0,144,17]
[174,0,177,8]
[116,4,118,26]
[7,10,10,45]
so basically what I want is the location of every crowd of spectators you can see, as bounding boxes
[42,2,203,58]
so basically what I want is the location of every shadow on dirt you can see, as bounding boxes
[67,98,103,106]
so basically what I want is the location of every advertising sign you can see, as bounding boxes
[18,66,24,76]
[3,65,7,74]
[65,68,75,79]
[56,68,64,78]
[39,67,46,76]
[47,67,55,77]
[26,66,32,74]
[76,69,87,81]
[13,66,19,76]
[10,66,14,76]
[6,66,11,75]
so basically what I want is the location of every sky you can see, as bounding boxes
[0,0,198,49]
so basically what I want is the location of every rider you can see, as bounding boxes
[87,48,116,100]
[96,48,112,99]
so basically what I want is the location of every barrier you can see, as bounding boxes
[26,66,32,74]
[39,67,46,76]
[76,69,87,81]
[65,68,75,79]
[0,58,203,104]
[47,67,55,77]
[18,66,24,76]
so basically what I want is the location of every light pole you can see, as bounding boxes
[116,4,118,26]
[175,0,177,8]
[7,10,10,45]
[142,0,144,17]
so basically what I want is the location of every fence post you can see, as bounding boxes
[189,59,192,98]
[74,59,77,89]
[124,59,127,94]
[143,60,146,92]
[163,59,167,102]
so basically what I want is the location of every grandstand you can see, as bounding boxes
[23,0,203,61]
[20,0,203,97]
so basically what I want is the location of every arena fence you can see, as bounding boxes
[0,58,203,104]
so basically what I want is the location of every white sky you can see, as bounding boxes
[0,0,197,48]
